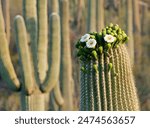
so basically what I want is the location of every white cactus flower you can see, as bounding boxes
[104,34,115,43]
[86,39,97,48]
[80,34,90,42]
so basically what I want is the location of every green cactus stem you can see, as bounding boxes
[87,0,96,32]
[49,0,59,13]
[1,0,10,43]
[23,0,38,84]
[126,0,134,64]
[14,15,35,95]
[0,0,20,91]
[77,23,140,111]
[60,0,74,110]
[41,12,60,93]
[37,0,48,83]
[96,0,104,31]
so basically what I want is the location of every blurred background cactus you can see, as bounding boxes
[0,0,150,110]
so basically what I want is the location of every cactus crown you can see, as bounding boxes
[76,23,129,62]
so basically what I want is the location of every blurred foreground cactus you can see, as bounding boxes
[76,23,140,111]
[0,0,64,111]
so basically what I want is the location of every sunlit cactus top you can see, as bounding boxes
[76,23,129,61]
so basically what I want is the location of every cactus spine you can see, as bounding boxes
[0,0,64,110]
[77,24,140,111]
[60,0,74,110]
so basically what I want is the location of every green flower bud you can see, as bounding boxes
[109,23,114,28]
[93,64,98,73]
[107,30,111,34]
[92,50,98,60]
[118,35,123,41]
[81,66,85,72]
[102,31,106,36]
[114,25,119,30]
[98,46,103,54]
[90,35,95,39]
[108,63,113,72]
[106,43,112,50]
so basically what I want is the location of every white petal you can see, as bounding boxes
[86,39,97,48]
[104,34,115,43]
[80,34,90,42]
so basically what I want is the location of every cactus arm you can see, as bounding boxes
[0,0,20,91]
[53,82,64,106]
[23,0,39,84]
[14,15,35,95]
[41,13,60,93]
[37,0,48,83]
[126,0,134,64]
[96,0,104,31]
[60,0,73,110]
[49,0,59,13]
[99,53,107,110]
[87,0,96,32]
[1,0,10,43]
[50,92,59,111]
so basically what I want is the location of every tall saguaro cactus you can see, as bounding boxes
[1,0,10,43]
[133,0,142,69]
[87,0,96,32]
[0,0,64,111]
[60,0,74,110]
[126,0,134,64]
[96,0,104,32]
[76,23,140,111]
[87,0,105,32]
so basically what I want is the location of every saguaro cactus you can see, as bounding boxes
[96,0,104,32]
[87,0,105,32]
[1,0,10,43]
[60,0,74,110]
[87,0,96,32]
[0,0,64,111]
[133,0,142,69]
[76,23,140,111]
[126,0,134,64]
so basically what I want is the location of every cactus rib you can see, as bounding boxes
[41,13,60,93]
[0,0,20,90]
[14,15,35,95]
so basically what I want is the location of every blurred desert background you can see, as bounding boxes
[0,0,150,111]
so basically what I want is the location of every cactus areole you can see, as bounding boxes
[76,23,140,111]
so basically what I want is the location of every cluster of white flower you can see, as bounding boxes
[80,34,116,48]
[80,34,97,48]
